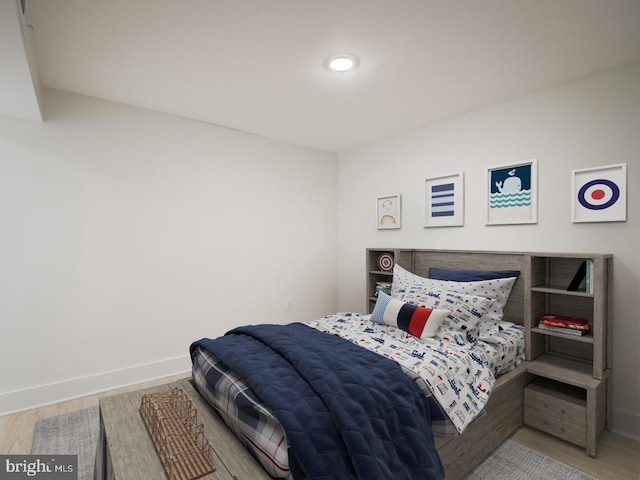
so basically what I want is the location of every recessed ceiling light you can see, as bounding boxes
[324,54,360,73]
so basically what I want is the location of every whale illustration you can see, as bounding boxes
[495,169,522,193]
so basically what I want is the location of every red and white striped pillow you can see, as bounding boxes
[371,291,448,340]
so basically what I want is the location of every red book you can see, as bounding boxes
[539,313,590,331]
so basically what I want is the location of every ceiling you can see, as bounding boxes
[2,0,640,153]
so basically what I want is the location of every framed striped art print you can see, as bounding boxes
[424,172,464,227]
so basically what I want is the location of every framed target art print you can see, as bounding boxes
[572,163,627,223]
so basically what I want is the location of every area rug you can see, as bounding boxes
[32,406,100,480]
[465,439,597,480]
[33,407,596,480]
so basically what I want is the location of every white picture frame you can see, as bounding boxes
[424,172,464,227]
[572,163,627,223]
[376,194,401,229]
[486,159,538,225]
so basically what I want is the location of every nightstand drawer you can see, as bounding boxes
[524,377,586,447]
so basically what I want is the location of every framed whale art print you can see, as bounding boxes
[486,159,538,225]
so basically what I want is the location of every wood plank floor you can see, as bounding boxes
[0,373,190,455]
[1,373,638,480]
[512,427,639,480]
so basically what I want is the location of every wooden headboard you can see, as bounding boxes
[368,249,527,325]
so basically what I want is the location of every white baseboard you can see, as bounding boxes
[0,355,191,416]
[612,407,640,441]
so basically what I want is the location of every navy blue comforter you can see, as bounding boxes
[190,323,444,480]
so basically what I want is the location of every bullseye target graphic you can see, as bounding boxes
[572,164,626,223]
[577,179,620,210]
[377,253,394,272]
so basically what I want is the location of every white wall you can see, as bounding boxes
[1,63,637,442]
[337,62,640,440]
[0,89,338,414]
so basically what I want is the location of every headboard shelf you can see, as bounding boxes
[365,247,613,457]
[366,248,528,324]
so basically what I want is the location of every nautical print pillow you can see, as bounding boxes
[391,264,517,339]
[371,291,447,340]
[393,286,493,344]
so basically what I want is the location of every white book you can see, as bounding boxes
[537,323,585,336]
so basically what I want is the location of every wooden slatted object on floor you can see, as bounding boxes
[140,388,215,480]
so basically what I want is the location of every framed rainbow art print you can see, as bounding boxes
[376,194,401,229]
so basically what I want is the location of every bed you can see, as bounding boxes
[190,249,529,480]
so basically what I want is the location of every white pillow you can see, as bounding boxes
[394,286,493,343]
[392,264,518,339]
[391,264,428,295]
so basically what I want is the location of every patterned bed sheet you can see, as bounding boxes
[191,313,525,479]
